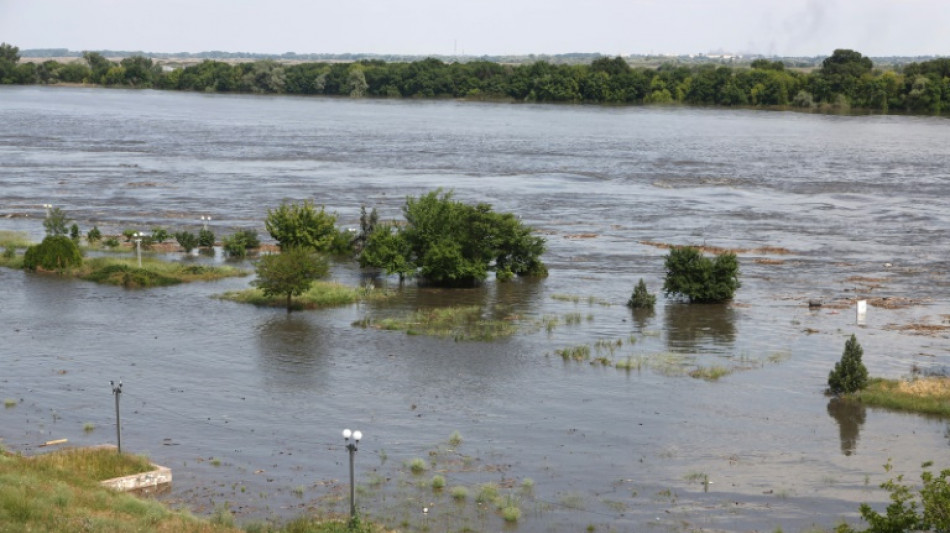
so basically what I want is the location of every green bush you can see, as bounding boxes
[122,229,137,242]
[222,230,260,258]
[837,461,950,533]
[251,247,329,311]
[151,227,170,243]
[627,278,656,309]
[2,244,15,260]
[265,200,339,252]
[103,237,120,248]
[360,190,547,286]
[23,236,83,271]
[86,226,102,243]
[197,229,216,247]
[69,223,80,243]
[222,234,248,258]
[236,229,260,249]
[175,231,199,253]
[828,334,868,395]
[662,246,740,303]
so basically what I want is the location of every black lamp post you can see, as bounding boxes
[110,380,122,453]
[342,428,362,520]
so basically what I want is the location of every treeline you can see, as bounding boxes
[2,43,949,114]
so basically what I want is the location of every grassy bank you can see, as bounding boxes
[0,447,387,533]
[0,447,239,533]
[217,282,393,310]
[855,376,950,416]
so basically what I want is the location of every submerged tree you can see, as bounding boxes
[265,200,339,252]
[23,235,82,271]
[252,247,328,312]
[662,246,740,303]
[627,278,656,309]
[360,190,547,286]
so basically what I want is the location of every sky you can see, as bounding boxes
[1,0,948,57]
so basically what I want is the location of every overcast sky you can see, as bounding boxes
[1,0,947,57]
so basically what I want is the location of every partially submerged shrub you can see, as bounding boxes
[23,235,82,271]
[627,278,656,309]
[86,226,102,243]
[828,334,868,395]
[663,246,740,303]
[151,227,170,243]
[197,228,215,248]
[175,231,199,253]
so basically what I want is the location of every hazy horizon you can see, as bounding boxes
[2,0,948,58]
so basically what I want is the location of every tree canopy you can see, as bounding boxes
[360,190,547,286]
[4,46,948,114]
[252,247,328,312]
[662,246,740,303]
[265,201,340,252]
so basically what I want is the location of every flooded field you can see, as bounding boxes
[1,86,949,532]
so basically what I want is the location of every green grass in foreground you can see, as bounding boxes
[30,447,154,481]
[218,282,393,310]
[0,447,387,533]
[0,447,237,533]
[854,376,950,416]
[354,304,518,341]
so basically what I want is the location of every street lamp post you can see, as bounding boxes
[134,232,143,268]
[201,216,211,232]
[43,203,52,217]
[110,380,123,454]
[343,428,363,521]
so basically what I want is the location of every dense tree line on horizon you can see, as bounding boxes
[2,43,949,114]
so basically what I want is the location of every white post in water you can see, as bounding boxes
[856,300,867,325]
[134,232,143,268]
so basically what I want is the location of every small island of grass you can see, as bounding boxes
[217,281,393,310]
[854,376,950,417]
[354,305,519,341]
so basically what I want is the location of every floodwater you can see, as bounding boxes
[2,86,950,532]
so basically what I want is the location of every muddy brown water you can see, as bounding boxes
[2,86,950,532]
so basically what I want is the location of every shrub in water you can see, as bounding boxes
[828,334,868,395]
[627,278,656,309]
[151,227,170,243]
[175,231,199,253]
[408,458,427,474]
[69,223,80,243]
[23,236,82,271]
[662,246,740,303]
[198,228,215,248]
[86,226,102,243]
